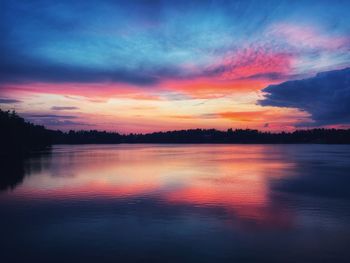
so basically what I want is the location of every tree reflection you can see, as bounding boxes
[0,157,26,191]
[0,150,52,192]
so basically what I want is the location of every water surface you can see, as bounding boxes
[1,144,350,262]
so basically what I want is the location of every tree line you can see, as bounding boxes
[1,109,350,155]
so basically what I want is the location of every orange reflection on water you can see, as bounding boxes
[164,152,294,224]
[3,145,295,225]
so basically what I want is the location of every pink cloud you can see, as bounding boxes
[217,47,293,80]
[269,23,350,51]
[0,82,163,101]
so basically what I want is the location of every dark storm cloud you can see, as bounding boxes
[259,67,350,126]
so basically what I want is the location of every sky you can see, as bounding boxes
[0,0,349,133]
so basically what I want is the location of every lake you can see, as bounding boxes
[1,144,350,262]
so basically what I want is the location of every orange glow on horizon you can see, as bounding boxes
[0,67,310,133]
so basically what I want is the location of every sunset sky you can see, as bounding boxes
[1,0,349,133]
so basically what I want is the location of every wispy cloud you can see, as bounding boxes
[24,114,77,119]
[0,98,21,104]
[51,106,79,111]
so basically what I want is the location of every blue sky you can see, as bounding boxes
[1,0,349,131]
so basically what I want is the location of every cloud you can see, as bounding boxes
[204,46,294,81]
[0,59,159,86]
[20,113,92,128]
[166,110,296,123]
[259,67,350,126]
[36,119,93,127]
[161,78,269,99]
[0,0,161,86]
[51,106,79,111]
[268,23,350,51]
[24,114,77,119]
[166,115,195,120]
[2,0,349,89]
[0,82,164,101]
[0,98,21,104]
[200,110,305,123]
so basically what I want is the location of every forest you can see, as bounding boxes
[1,109,350,156]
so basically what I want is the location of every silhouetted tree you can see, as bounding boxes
[0,109,54,156]
[1,108,350,152]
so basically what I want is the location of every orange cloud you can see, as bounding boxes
[219,111,269,122]
[218,109,308,122]
[159,47,294,99]
[161,78,272,99]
